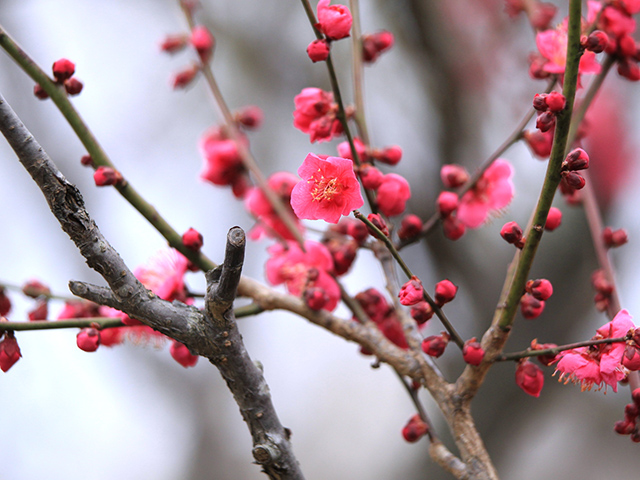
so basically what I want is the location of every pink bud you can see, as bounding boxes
[436,191,459,217]
[235,105,263,129]
[585,30,608,53]
[434,279,457,306]
[563,148,589,171]
[304,287,329,311]
[525,278,553,301]
[532,93,548,111]
[462,338,484,366]
[410,301,434,325]
[80,155,94,167]
[399,276,424,306]
[523,129,554,158]
[536,111,556,132]
[500,221,524,248]
[28,300,48,321]
[190,25,215,62]
[592,269,614,295]
[529,2,556,29]
[0,288,11,316]
[561,171,586,190]
[618,34,637,58]
[622,346,640,371]
[307,39,331,62]
[618,58,640,81]
[93,166,123,187]
[345,219,369,244]
[520,293,545,319]
[359,164,384,190]
[545,91,566,112]
[402,414,429,443]
[421,333,449,358]
[52,58,76,82]
[614,419,635,435]
[160,34,188,53]
[529,339,558,366]
[367,213,389,237]
[515,360,544,397]
[316,0,353,40]
[398,214,423,241]
[76,328,100,352]
[545,207,562,231]
[64,78,83,96]
[182,227,204,251]
[22,279,51,299]
[603,227,628,248]
[33,84,49,100]
[376,145,402,165]
[170,340,199,368]
[330,241,357,276]
[442,216,465,241]
[172,64,200,89]
[362,30,394,63]
[440,164,469,188]
[0,333,22,372]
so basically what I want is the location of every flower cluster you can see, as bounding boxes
[34,58,83,99]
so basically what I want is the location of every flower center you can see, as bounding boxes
[310,174,339,202]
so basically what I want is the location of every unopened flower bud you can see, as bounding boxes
[563,148,589,171]
[362,30,394,62]
[346,219,369,244]
[190,25,215,62]
[376,145,402,165]
[520,293,545,319]
[76,328,100,352]
[592,269,614,295]
[530,339,558,366]
[398,214,423,240]
[80,155,94,167]
[410,301,433,325]
[440,164,469,188]
[622,345,640,371]
[160,34,188,53]
[436,191,459,217]
[529,2,557,29]
[618,34,637,58]
[0,288,10,316]
[94,166,123,187]
[545,91,566,112]
[170,340,199,368]
[632,388,640,408]
[304,287,329,311]
[421,333,449,358]
[603,227,628,248]
[500,221,524,248]
[359,164,384,190]
[367,213,389,237]
[584,30,608,54]
[536,111,556,132]
[614,419,635,435]
[523,129,554,158]
[52,58,76,82]
[28,300,48,321]
[401,414,429,443]
[307,39,331,62]
[22,279,51,299]
[462,338,484,366]
[532,93,548,111]
[399,276,424,306]
[617,58,640,81]
[434,279,457,306]
[182,227,204,251]
[545,207,562,231]
[33,84,49,100]
[442,216,465,240]
[64,78,83,96]
[561,170,586,189]
[525,278,553,301]
[515,360,544,397]
[235,105,263,129]
[172,64,200,89]
[0,333,22,372]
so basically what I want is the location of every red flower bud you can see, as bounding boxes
[563,148,589,171]
[603,227,628,248]
[52,58,76,82]
[80,155,94,167]
[398,214,423,241]
[190,25,215,62]
[545,207,562,231]
[618,34,637,58]
[22,279,51,299]
[530,339,558,366]
[515,360,544,397]
[367,213,389,237]
[93,166,123,186]
[235,105,263,129]
[561,171,585,190]
[307,39,331,62]
[399,276,424,306]
[536,111,556,132]
[160,34,188,53]
[436,191,459,217]
[520,293,545,319]
[622,345,640,371]
[0,333,22,372]
[410,301,434,325]
[525,278,553,301]
[462,338,484,366]
[632,388,640,408]
[172,64,200,89]
[376,145,402,165]
[304,287,329,311]
[28,300,48,321]
[500,221,524,248]
[346,219,369,244]
[440,164,469,188]
[421,333,449,358]
[0,288,10,316]
[523,129,554,158]
[359,164,384,190]
[401,414,429,443]
[442,216,465,240]
[532,93,548,111]
[362,30,394,62]
[76,328,100,352]
[33,84,49,100]
[434,279,457,306]
[182,227,204,251]
[585,30,608,54]
[170,340,199,368]
[617,58,640,81]
[545,91,566,112]
[64,78,83,96]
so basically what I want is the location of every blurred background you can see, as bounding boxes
[1,0,640,478]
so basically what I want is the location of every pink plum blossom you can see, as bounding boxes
[457,159,514,229]
[536,27,601,75]
[291,153,364,224]
[316,0,352,40]
[293,88,342,143]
